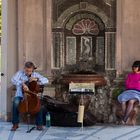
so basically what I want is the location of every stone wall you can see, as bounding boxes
[116,0,140,74]
[121,0,140,71]
[4,0,140,123]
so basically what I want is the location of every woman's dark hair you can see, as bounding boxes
[132,61,140,71]
[24,61,37,69]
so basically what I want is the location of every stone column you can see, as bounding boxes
[0,0,8,120]
[1,0,18,120]
[46,0,52,77]
[105,31,116,80]
[105,32,116,69]
[17,0,25,69]
[17,0,53,80]
[52,32,65,68]
[18,0,45,70]
[116,0,123,76]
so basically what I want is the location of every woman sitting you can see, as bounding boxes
[118,61,140,124]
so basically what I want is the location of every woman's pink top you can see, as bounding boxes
[125,73,140,90]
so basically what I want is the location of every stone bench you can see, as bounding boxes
[112,75,140,125]
[113,100,139,125]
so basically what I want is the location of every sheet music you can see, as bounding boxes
[69,82,95,93]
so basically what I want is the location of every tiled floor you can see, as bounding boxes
[1,121,140,140]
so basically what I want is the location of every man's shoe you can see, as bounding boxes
[36,125,43,131]
[11,124,19,131]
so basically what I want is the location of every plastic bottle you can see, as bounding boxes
[46,112,51,128]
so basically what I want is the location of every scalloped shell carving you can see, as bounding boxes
[72,19,99,35]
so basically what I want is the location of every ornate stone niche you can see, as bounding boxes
[51,0,117,123]
[52,0,116,73]
[52,12,106,73]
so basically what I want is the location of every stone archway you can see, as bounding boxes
[52,3,116,73]
[63,12,106,72]
[53,3,112,29]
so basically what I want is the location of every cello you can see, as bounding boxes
[18,80,41,132]
[18,80,41,114]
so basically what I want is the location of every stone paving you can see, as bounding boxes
[1,121,140,140]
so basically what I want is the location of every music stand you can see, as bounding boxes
[69,83,95,131]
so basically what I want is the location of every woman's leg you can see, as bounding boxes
[123,99,137,122]
[122,101,127,115]
[128,101,139,125]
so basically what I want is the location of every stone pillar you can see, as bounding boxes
[104,0,117,79]
[46,0,52,77]
[18,0,45,70]
[17,0,53,80]
[105,31,116,80]
[105,32,116,69]
[52,32,65,68]
[0,0,8,121]
[115,0,122,76]
[1,0,18,120]
[17,0,24,69]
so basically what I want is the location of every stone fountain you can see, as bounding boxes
[50,59,112,124]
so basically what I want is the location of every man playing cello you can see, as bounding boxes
[11,61,49,131]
